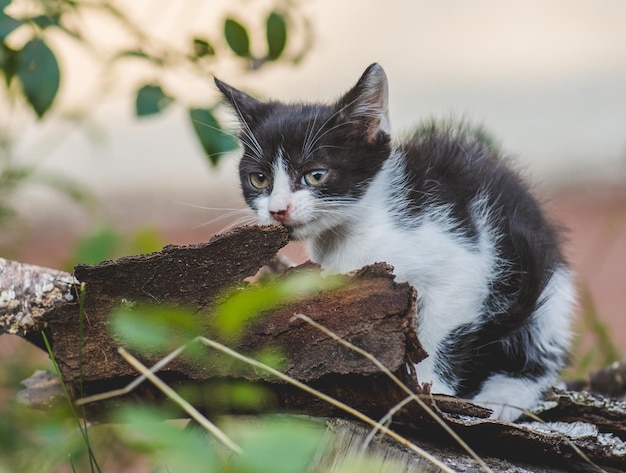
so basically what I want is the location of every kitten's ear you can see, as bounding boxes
[337,63,390,144]
[214,77,264,126]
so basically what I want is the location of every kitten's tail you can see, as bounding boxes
[499,218,558,329]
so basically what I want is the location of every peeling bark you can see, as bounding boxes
[0,258,77,336]
[589,360,626,399]
[2,225,626,471]
[316,419,598,473]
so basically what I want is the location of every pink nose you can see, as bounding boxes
[270,206,290,224]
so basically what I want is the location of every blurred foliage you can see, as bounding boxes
[0,0,313,227]
[0,4,319,467]
[0,267,343,472]
[113,407,326,473]
[67,224,165,268]
[564,287,622,380]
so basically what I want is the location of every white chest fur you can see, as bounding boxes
[310,156,497,347]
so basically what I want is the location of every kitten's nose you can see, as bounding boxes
[269,205,290,224]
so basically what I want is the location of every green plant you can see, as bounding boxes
[0,0,313,227]
[564,286,622,380]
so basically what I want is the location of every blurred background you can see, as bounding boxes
[1,0,624,389]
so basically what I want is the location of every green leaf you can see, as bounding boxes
[266,11,287,61]
[0,12,20,39]
[115,49,165,66]
[111,310,171,351]
[213,272,341,338]
[231,416,325,473]
[0,165,32,192]
[188,107,238,166]
[115,405,220,471]
[224,18,250,57]
[181,381,271,411]
[0,200,15,225]
[192,37,214,58]
[73,227,121,265]
[0,42,18,85]
[111,305,201,353]
[127,225,165,255]
[28,14,60,30]
[16,39,60,118]
[135,84,173,117]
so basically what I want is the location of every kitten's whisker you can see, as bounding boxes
[174,202,244,212]
[188,119,240,140]
[302,107,322,160]
[217,215,259,233]
[206,150,239,159]
[193,209,253,229]
[305,118,370,158]
[230,101,264,160]
[239,129,265,163]
[302,96,363,160]
[306,144,349,153]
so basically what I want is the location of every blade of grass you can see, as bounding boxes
[291,315,609,473]
[197,336,456,473]
[76,282,97,473]
[42,331,102,473]
[117,347,243,454]
[291,313,493,473]
[361,395,414,452]
[76,343,188,406]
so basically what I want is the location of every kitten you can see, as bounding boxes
[215,64,575,422]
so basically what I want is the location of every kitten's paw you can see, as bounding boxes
[472,374,546,422]
[473,398,523,423]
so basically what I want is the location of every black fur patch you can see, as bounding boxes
[402,125,567,395]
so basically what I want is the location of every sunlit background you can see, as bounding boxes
[2,0,625,358]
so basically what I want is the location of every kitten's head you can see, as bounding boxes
[215,63,392,240]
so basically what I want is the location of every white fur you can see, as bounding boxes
[472,374,553,422]
[471,267,575,420]
[267,151,292,215]
[251,151,574,421]
[254,151,319,228]
[309,154,506,397]
[533,267,576,360]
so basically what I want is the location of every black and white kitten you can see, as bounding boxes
[215,64,575,421]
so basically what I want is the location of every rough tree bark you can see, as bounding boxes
[1,225,625,472]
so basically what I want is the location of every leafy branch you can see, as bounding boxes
[0,0,313,226]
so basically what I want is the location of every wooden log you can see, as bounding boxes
[588,360,626,399]
[3,224,626,471]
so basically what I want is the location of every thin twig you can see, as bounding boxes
[291,313,494,473]
[42,332,103,473]
[197,336,457,473]
[361,395,414,453]
[117,347,243,455]
[76,343,189,406]
[292,314,609,473]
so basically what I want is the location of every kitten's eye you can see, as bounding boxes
[249,172,270,189]
[301,169,328,186]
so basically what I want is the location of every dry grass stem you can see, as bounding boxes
[117,347,243,454]
[291,313,493,473]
